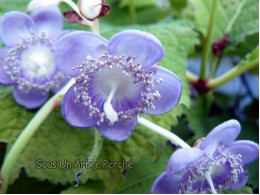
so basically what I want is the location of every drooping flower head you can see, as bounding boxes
[56,30,182,141]
[151,120,259,194]
[0,5,68,109]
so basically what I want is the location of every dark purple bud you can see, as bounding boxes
[213,34,229,57]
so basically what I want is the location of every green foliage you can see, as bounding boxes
[221,186,253,194]
[119,0,156,8]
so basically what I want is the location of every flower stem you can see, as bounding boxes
[0,79,75,193]
[75,130,103,187]
[210,56,220,78]
[200,0,218,81]
[137,117,191,148]
[186,70,199,83]
[129,0,137,24]
[208,59,259,89]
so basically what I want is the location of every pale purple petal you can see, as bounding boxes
[52,77,70,93]
[13,85,48,109]
[108,30,164,68]
[30,5,63,37]
[0,12,36,46]
[61,84,98,128]
[55,31,108,77]
[226,140,259,164]
[0,47,13,85]
[146,66,182,115]
[227,169,249,191]
[166,148,205,174]
[97,118,137,141]
[151,171,182,194]
[200,120,241,156]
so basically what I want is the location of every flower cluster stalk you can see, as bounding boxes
[0,79,75,193]
[200,0,218,81]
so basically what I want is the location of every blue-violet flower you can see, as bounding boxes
[151,120,259,194]
[0,5,68,109]
[55,30,182,141]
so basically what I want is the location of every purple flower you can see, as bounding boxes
[151,120,259,194]
[0,5,68,109]
[55,30,182,141]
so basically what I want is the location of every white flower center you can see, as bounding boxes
[20,45,56,79]
[93,66,139,123]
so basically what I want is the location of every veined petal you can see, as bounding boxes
[0,12,36,46]
[30,5,63,37]
[55,31,108,77]
[61,84,98,128]
[108,30,164,68]
[226,140,259,164]
[13,85,48,109]
[166,148,205,174]
[0,47,13,85]
[96,117,137,141]
[200,120,241,156]
[151,171,182,194]
[227,169,249,191]
[146,66,182,115]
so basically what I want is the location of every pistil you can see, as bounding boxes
[205,172,217,194]
[103,82,118,123]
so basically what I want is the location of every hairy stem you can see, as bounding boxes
[137,117,191,148]
[200,0,218,81]
[0,79,75,193]
[208,59,259,89]
[75,130,103,187]
[210,56,220,78]
[186,70,199,83]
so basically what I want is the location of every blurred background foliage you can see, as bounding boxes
[0,0,258,194]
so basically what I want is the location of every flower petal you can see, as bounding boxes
[146,66,182,115]
[108,30,164,68]
[13,85,48,109]
[30,5,63,37]
[166,148,205,174]
[227,140,259,164]
[0,47,13,85]
[55,31,108,77]
[97,118,137,141]
[61,84,98,128]
[52,77,70,93]
[151,171,182,194]
[200,120,241,156]
[227,169,249,191]
[0,12,36,46]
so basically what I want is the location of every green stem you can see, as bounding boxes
[200,0,218,81]
[0,79,75,193]
[208,59,259,89]
[186,70,199,83]
[88,130,103,162]
[129,0,136,24]
[210,56,220,78]
[75,130,103,187]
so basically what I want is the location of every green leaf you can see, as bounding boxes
[229,0,259,45]
[220,186,253,194]
[119,0,156,8]
[187,0,239,42]
[236,46,259,70]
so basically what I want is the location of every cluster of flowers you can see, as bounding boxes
[0,1,258,194]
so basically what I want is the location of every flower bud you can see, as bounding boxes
[78,0,110,21]
[27,0,61,12]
